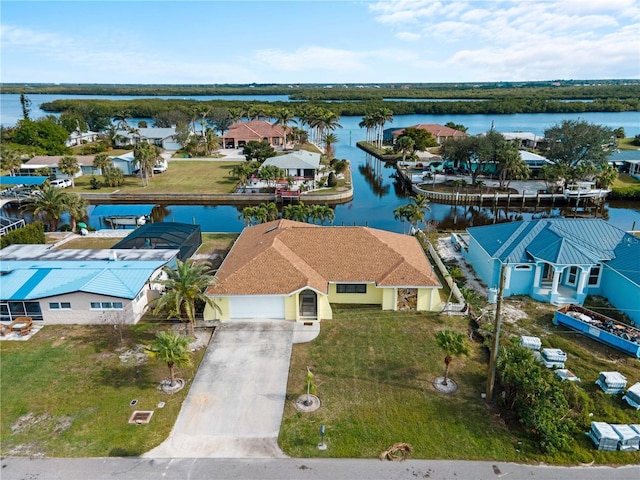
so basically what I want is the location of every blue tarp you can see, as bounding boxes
[92,204,156,217]
[0,176,49,186]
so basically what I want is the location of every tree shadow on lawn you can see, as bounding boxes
[97,364,155,389]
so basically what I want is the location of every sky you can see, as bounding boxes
[1,0,639,85]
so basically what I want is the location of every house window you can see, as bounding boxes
[336,284,367,294]
[567,266,578,285]
[542,263,553,283]
[514,265,532,270]
[90,302,124,310]
[588,265,601,286]
[1,301,43,321]
[49,302,71,310]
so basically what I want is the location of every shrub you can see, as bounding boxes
[89,176,102,190]
[0,221,45,249]
[327,172,337,187]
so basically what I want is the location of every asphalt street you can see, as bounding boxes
[2,457,638,480]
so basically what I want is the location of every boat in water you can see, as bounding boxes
[563,181,610,199]
[103,214,148,228]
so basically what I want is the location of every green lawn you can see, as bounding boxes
[0,324,206,457]
[280,304,640,465]
[73,161,242,194]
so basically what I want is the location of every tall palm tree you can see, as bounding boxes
[274,108,297,150]
[146,330,192,388]
[322,132,339,159]
[58,155,80,188]
[133,142,159,186]
[112,109,130,130]
[22,185,68,232]
[64,192,88,232]
[435,330,470,386]
[152,259,219,336]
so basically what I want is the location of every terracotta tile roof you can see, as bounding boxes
[207,219,440,296]
[223,120,284,140]
[393,123,466,138]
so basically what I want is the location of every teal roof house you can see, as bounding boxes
[459,219,640,326]
[0,245,178,325]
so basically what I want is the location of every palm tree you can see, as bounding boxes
[22,185,67,232]
[133,142,159,186]
[435,329,470,386]
[112,110,130,130]
[64,193,88,232]
[274,108,297,150]
[395,136,415,162]
[393,204,411,234]
[58,155,80,188]
[322,132,339,160]
[146,330,192,388]
[0,147,23,176]
[93,152,112,174]
[152,259,219,336]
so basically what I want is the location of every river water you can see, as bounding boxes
[2,94,639,233]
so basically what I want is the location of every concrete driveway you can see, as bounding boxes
[145,321,295,458]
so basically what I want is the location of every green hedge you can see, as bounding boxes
[0,222,46,249]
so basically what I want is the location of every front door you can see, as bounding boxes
[299,290,317,318]
[541,263,553,284]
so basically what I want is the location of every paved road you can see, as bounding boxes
[2,457,638,480]
[145,321,294,458]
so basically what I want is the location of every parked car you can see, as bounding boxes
[153,161,168,174]
[50,178,72,188]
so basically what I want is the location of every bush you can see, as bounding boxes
[0,222,46,249]
[327,172,337,187]
[89,176,102,190]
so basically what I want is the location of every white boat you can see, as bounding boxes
[104,215,147,227]
[563,181,610,199]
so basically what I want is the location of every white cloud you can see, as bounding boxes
[397,31,421,41]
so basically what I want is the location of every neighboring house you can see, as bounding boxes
[501,132,543,149]
[459,219,640,326]
[205,219,442,321]
[110,151,136,175]
[114,127,182,150]
[65,130,100,147]
[221,120,285,149]
[384,123,466,145]
[261,151,321,181]
[20,155,96,177]
[519,150,553,176]
[623,159,640,180]
[0,245,179,325]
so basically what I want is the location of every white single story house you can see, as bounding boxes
[20,155,96,177]
[65,130,100,147]
[0,245,179,325]
[205,219,442,322]
[261,151,321,181]
[114,127,182,151]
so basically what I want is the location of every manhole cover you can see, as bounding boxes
[128,410,154,424]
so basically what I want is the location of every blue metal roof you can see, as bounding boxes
[0,176,49,186]
[0,260,167,300]
[467,219,640,283]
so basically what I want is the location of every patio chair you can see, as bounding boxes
[0,322,11,337]
[10,316,33,336]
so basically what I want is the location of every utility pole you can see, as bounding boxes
[486,261,507,402]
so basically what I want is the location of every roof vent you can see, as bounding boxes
[110,251,118,262]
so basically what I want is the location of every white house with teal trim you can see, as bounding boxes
[458,219,640,326]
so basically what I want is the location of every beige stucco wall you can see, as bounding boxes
[39,290,147,325]
[284,295,298,320]
[418,287,442,311]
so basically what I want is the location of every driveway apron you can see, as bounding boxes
[145,321,294,458]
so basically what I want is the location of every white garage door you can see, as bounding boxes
[228,296,285,320]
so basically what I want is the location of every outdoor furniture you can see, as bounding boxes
[10,316,33,336]
[0,322,11,336]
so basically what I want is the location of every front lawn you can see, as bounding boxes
[280,304,640,465]
[0,324,207,457]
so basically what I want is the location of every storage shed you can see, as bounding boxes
[112,222,202,261]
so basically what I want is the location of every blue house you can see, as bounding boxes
[459,219,640,326]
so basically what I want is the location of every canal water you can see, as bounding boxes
[2,94,639,233]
